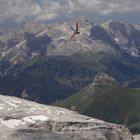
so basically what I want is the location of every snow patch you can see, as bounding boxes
[2,99,18,108]
[53,118,58,121]
[56,110,65,116]
[0,107,4,110]
[88,118,104,123]
[7,108,13,111]
[114,38,119,42]
[16,40,26,48]
[36,30,48,37]
[1,52,6,57]
[0,72,3,77]
[10,100,21,104]
[30,107,37,111]
[23,115,49,123]
[59,36,65,40]
[131,50,139,57]
[131,51,137,56]
[47,110,51,114]
[31,52,39,58]
[0,119,25,128]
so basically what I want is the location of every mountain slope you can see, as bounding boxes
[0,56,98,104]
[1,48,140,104]
[54,73,140,133]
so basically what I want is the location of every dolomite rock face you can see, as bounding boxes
[133,134,140,140]
[92,72,116,86]
[1,18,140,65]
[0,94,133,140]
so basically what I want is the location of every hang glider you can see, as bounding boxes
[70,21,80,39]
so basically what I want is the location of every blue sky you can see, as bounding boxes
[0,0,139,24]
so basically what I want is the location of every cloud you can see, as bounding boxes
[0,0,38,21]
[0,0,63,22]
[0,0,139,22]
[70,0,140,15]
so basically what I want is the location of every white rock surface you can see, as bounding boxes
[134,134,140,140]
[0,94,133,140]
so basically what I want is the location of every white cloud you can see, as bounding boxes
[0,0,62,21]
[69,0,140,15]
[0,0,139,22]
[37,0,63,21]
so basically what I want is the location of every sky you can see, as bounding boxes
[0,0,140,25]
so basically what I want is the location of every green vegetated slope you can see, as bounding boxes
[0,52,116,104]
[54,82,140,134]
[1,51,140,134]
[0,55,97,104]
[1,51,140,105]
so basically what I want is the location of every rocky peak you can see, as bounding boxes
[69,16,93,28]
[90,25,114,45]
[100,19,113,30]
[92,72,116,86]
[109,21,134,37]
[101,20,140,54]
[101,20,133,34]
[78,16,94,27]
[134,23,140,30]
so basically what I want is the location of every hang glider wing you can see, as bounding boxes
[70,32,76,39]
[75,21,79,32]
[70,21,80,39]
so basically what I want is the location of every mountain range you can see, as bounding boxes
[0,17,140,133]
